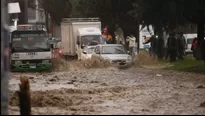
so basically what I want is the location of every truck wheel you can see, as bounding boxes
[73,55,78,60]
[64,55,69,61]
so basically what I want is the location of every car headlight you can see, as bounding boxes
[15,61,22,65]
[42,60,49,63]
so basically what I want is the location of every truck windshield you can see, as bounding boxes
[11,31,49,52]
[81,35,102,46]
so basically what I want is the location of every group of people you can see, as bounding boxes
[166,32,187,62]
[144,32,187,62]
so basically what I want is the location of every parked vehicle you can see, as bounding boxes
[92,44,132,67]
[60,18,104,60]
[184,33,197,55]
[9,24,53,72]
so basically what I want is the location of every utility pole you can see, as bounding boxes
[24,0,28,24]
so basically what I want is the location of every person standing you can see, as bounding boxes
[177,32,187,60]
[126,34,136,57]
[107,34,112,44]
[191,38,198,58]
[167,32,177,62]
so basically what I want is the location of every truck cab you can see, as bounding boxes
[10,24,53,72]
[76,27,103,60]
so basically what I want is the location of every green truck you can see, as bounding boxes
[9,24,53,72]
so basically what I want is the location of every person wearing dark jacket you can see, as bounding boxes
[177,32,187,60]
[167,32,177,62]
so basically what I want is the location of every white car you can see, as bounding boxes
[92,44,132,67]
[185,38,194,55]
[184,34,197,55]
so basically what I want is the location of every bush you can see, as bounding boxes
[134,50,159,67]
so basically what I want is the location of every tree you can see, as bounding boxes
[76,0,138,44]
[130,0,204,41]
[9,0,36,24]
[130,0,205,61]
[38,0,72,25]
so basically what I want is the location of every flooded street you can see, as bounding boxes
[8,68,205,115]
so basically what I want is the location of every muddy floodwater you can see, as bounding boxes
[8,67,205,115]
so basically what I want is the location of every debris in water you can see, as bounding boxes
[197,85,205,89]
[29,77,34,79]
[156,74,162,77]
[67,81,74,84]
[199,102,205,107]
[101,83,108,86]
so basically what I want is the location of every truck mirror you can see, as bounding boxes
[81,44,85,49]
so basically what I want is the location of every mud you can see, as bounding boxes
[8,67,205,115]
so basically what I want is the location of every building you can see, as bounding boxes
[9,0,46,25]
[28,0,45,23]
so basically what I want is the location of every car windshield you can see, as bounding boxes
[81,35,102,45]
[102,46,127,54]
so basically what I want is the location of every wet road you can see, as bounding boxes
[8,67,205,115]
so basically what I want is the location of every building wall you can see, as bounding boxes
[28,0,45,23]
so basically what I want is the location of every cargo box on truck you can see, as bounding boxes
[60,18,103,60]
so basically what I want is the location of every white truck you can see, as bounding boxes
[60,18,103,60]
[9,24,53,72]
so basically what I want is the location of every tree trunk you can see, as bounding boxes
[135,21,140,53]
[18,1,25,24]
[197,18,204,45]
[196,11,205,61]
[45,10,49,33]
[24,0,28,24]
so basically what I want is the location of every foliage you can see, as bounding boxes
[39,0,204,41]
[164,56,205,74]
[38,0,72,24]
